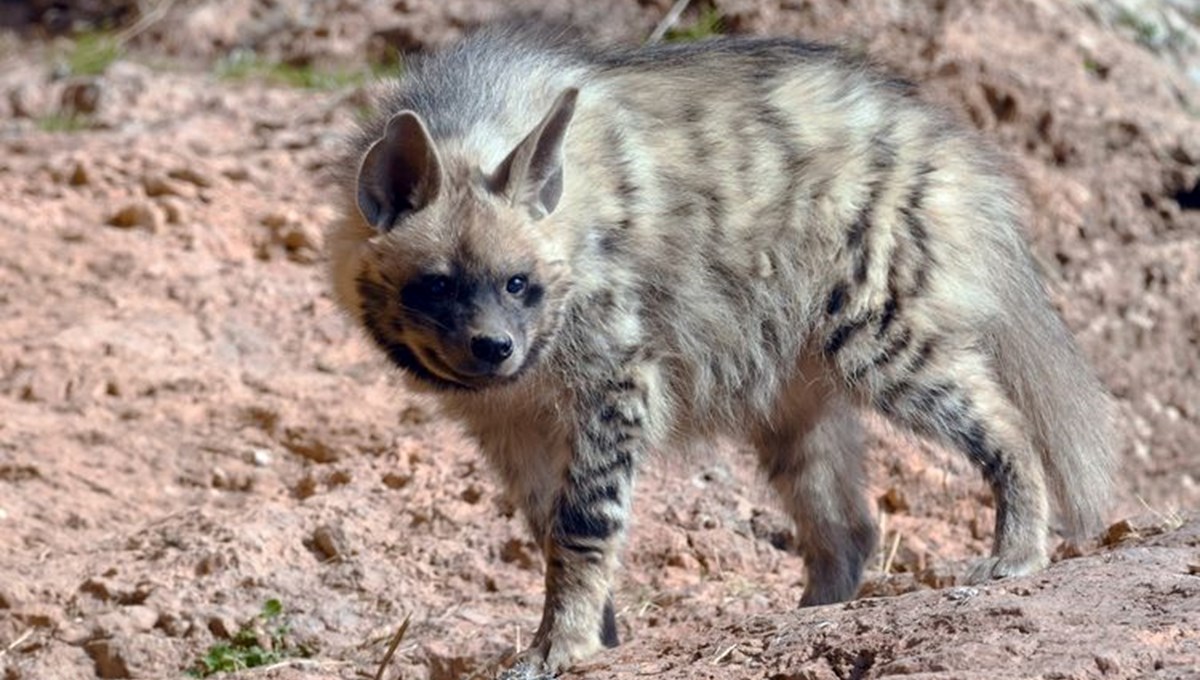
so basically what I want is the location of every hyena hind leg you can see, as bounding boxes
[862,347,1051,582]
[752,390,879,606]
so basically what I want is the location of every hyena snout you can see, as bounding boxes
[470,333,514,364]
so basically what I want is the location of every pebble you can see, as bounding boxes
[247,448,273,467]
[61,80,102,115]
[69,161,90,186]
[311,524,348,561]
[107,201,164,232]
[141,173,185,198]
[155,197,186,225]
[168,166,214,188]
[207,611,239,640]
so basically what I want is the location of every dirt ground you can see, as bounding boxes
[1,1,1198,678]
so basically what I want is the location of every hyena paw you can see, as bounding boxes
[504,632,600,679]
[966,549,1049,584]
[497,661,556,680]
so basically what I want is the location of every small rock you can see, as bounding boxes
[381,472,411,489]
[85,638,131,679]
[499,538,537,571]
[293,474,319,499]
[247,448,273,467]
[69,161,90,186]
[107,201,163,232]
[946,586,979,602]
[141,174,185,198]
[61,80,102,115]
[878,487,909,514]
[155,197,186,225]
[460,484,483,504]
[58,621,92,645]
[167,166,214,188]
[221,164,251,182]
[311,524,348,561]
[93,606,157,638]
[124,605,159,633]
[1187,563,1200,576]
[0,581,26,609]
[19,603,66,628]
[207,612,239,640]
[1102,519,1138,546]
[9,83,51,118]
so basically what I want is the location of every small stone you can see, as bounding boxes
[221,164,251,182]
[69,161,90,186]
[460,485,483,504]
[207,612,239,640]
[107,201,163,232]
[1187,563,1200,576]
[0,581,26,608]
[167,166,213,188]
[946,586,979,602]
[878,487,909,514]
[85,638,131,679]
[141,174,184,198]
[1102,519,1138,546]
[311,524,348,561]
[124,605,159,633]
[156,197,186,225]
[499,538,537,571]
[247,448,273,467]
[61,80,102,115]
[381,472,411,489]
[58,621,92,645]
[293,474,318,499]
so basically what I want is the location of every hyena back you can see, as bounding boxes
[329,25,1115,676]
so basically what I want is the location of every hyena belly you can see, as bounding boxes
[330,25,1115,677]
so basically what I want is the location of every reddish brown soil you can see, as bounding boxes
[1,1,1198,679]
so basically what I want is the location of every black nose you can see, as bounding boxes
[470,334,514,364]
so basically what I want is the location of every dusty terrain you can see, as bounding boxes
[1,1,1198,678]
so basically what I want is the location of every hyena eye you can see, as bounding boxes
[426,276,452,298]
[506,275,528,296]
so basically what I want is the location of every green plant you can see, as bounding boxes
[36,114,90,133]
[189,598,309,677]
[216,51,382,90]
[1114,7,1160,49]
[664,5,725,43]
[65,32,123,76]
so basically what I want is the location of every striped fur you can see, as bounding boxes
[328,24,1116,676]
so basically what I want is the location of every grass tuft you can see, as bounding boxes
[188,598,309,677]
[664,5,725,43]
[216,50,384,90]
[65,32,123,76]
[37,114,90,133]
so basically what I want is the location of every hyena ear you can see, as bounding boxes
[356,111,443,231]
[489,87,578,220]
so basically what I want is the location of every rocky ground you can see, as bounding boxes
[1,1,1198,678]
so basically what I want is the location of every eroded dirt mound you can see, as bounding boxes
[1,1,1198,679]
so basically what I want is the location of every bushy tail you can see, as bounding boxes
[991,273,1117,540]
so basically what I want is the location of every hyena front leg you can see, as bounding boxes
[752,383,878,606]
[510,364,656,676]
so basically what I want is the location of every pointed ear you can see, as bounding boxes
[490,88,579,219]
[356,111,443,231]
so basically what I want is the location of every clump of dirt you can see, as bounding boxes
[1,1,1198,679]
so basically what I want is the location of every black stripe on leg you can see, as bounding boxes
[556,501,618,542]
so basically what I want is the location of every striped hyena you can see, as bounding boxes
[328,24,1115,676]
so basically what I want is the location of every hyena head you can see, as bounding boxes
[349,88,579,391]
